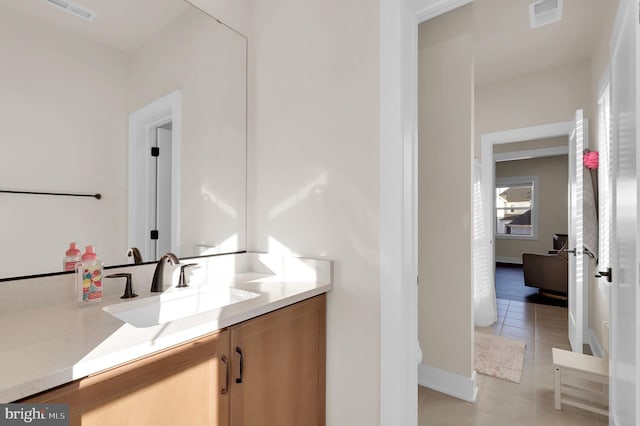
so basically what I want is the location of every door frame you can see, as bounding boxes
[379,0,472,424]
[128,90,182,261]
[480,123,579,331]
[380,0,638,423]
[480,122,573,274]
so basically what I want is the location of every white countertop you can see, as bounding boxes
[0,254,332,402]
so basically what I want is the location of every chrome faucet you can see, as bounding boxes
[150,253,180,292]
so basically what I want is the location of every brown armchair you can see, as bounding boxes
[522,243,568,295]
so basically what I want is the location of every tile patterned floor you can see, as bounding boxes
[418,298,609,426]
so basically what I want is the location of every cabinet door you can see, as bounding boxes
[230,295,326,426]
[21,330,230,426]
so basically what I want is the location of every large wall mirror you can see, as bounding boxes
[0,0,247,279]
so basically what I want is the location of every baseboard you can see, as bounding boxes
[495,256,522,265]
[589,328,605,358]
[418,364,477,403]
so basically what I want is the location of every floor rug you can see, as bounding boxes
[474,332,526,383]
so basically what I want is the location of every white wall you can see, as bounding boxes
[418,4,475,383]
[0,5,129,276]
[248,0,380,424]
[475,59,591,158]
[0,3,247,277]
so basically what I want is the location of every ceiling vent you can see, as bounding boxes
[41,0,96,21]
[529,0,563,29]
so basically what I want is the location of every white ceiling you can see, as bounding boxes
[4,0,617,81]
[474,0,618,86]
[0,0,191,52]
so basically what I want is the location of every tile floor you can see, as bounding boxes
[418,298,609,426]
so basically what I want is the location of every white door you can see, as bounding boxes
[609,0,639,422]
[567,109,588,353]
[155,127,172,257]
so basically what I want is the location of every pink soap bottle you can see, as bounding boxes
[63,242,81,272]
[76,245,103,304]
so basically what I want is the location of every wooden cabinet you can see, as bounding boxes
[229,294,326,426]
[20,294,326,426]
[21,330,230,426]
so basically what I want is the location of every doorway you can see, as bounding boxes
[380,0,625,423]
[493,142,569,306]
[480,119,591,352]
[151,123,173,260]
[128,90,182,262]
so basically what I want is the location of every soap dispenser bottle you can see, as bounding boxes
[63,242,81,272]
[76,245,103,304]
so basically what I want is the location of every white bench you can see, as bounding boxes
[552,348,609,416]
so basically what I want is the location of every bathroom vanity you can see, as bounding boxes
[0,1,329,423]
[21,296,326,426]
[0,253,332,426]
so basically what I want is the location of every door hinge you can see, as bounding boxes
[151,147,160,157]
[150,230,159,240]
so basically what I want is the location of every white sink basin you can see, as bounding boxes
[102,286,259,328]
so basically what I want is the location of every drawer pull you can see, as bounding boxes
[235,347,244,384]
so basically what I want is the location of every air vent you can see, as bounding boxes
[529,0,563,29]
[41,0,96,21]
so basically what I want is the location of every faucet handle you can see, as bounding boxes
[178,263,201,288]
[105,273,138,299]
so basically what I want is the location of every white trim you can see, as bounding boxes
[480,121,574,146]
[128,90,182,261]
[418,364,478,403]
[495,256,523,265]
[598,65,611,97]
[416,0,473,22]
[609,0,628,58]
[380,0,420,424]
[494,146,568,162]
[589,328,605,358]
[496,234,538,240]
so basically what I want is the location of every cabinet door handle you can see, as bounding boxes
[221,355,229,395]
[235,346,244,384]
